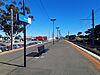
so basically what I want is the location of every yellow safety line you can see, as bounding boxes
[64,40,100,70]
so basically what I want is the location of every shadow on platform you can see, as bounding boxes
[0,62,24,67]
[26,52,40,57]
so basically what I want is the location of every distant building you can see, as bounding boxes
[24,36,47,41]
[35,36,47,41]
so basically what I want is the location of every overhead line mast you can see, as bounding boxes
[81,9,95,48]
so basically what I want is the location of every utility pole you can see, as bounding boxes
[92,9,95,48]
[23,0,26,67]
[80,9,95,48]
[50,18,56,44]
[11,9,13,50]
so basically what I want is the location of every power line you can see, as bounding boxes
[39,0,50,20]
[79,8,100,34]
[80,10,92,29]
[95,16,100,20]
[93,8,100,20]
[95,8,100,15]
[80,9,95,47]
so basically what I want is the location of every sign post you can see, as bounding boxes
[11,9,13,50]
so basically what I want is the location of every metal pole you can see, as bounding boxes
[92,9,95,48]
[11,9,13,50]
[80,10,95,48]
[23,0,26,67]
[56,27,59,40]
[53,21,54,44]
[50,19,56,44]
[68,31,69,39]
[57,28,58,39]
[59,30,61,39]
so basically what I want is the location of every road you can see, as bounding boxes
[0,40,100,75]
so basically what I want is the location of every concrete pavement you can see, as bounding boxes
[0,40,100,75]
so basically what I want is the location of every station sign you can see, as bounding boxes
[18,14,31,24]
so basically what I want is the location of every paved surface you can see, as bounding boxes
[0,40,100,75]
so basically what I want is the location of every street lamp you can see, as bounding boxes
[50,18,56,44]
[58,29,61,39]
[56,27,59,40]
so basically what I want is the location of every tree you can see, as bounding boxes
[0,0,5,6]
[85,28,92,35]
[85,31,90,34]
[0,34,2,38]
[69,35,76,40]
[65,35,68,38]
[94,24,100,39]
[0,1,33,38]
[77,32,82,36]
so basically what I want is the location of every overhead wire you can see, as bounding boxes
[39,0,50,20]
[93,8,100,20]
[24,0,51,35]
[82,8,100,29]
[39,0,58,37]
[95,8,100,15]
[80,8,100,33]
[82,8,100,20]
[79,11,92,33]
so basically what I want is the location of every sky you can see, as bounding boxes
[1,0,100,37]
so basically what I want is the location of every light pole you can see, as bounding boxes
[50,18,56,44]
[58,29,61,39]
[56,27,59,40]
[23,0,26,67]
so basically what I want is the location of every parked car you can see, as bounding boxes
[37,41,42,44]
[7,44,23,50]
[13,44,23,49]
[5,40,11,43]
[0,43,8,52]
[0,50,2,53]
[27,42,37,46]
[14,39,20,43]
[13,44,17,49]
